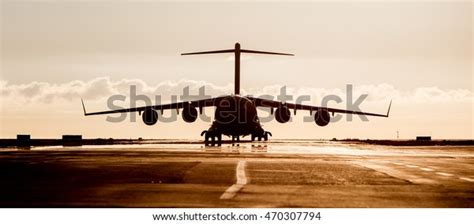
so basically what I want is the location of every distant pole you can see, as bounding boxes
[397,130,399,139]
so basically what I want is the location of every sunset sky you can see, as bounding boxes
[1,0,472,139]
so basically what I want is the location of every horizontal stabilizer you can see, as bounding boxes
[241,49,294,56]
[180,43,294,95]
[181,49,234,55]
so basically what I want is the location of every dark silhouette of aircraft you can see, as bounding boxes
[82,43,391,145]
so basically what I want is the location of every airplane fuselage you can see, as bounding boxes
[212,95,263,137]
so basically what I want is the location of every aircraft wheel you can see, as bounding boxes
[211,136,215,146]
[204,132,210,145]
[217,134,222,146]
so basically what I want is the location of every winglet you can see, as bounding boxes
[386,100,392,117]
[81,98,87,116]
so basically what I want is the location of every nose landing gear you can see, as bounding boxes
[231,135,240,142]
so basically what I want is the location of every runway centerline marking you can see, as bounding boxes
[220,160,247,200]
[459,177,474,182]
[419,167,434,172]
[405,165,418,168]
[436,172,453,177]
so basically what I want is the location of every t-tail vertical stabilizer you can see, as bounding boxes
[181,42,294,95]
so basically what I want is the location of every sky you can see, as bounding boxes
[0,0,472,139]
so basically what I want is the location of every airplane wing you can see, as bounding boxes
[81,97,225,116]
[248,96,391,118]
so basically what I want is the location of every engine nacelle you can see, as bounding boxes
[275,106,291,123]
[142,109,158,126]
[314,109,330,126]
[182,104,198,123]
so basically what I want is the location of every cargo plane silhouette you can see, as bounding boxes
[82,43,391,145]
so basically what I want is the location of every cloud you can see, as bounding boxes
[1,78,115,103]
[0,77,472,105]
[247,83,473,104]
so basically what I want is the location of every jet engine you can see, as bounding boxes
[142,109,158,126]
[182,104,198,123]
[314,109,330,126]
[275,106,291,123]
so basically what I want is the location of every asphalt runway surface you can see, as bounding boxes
[0,141,473,207]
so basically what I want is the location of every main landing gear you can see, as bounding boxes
[251,131,272,141]
[201,129,272,145]
[201,130,222,146]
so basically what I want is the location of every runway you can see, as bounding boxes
[0,141,473,207]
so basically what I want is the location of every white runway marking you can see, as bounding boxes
[459,177,474,182]
[392,162,404,166]
[236,160,248,185]
[436,172,453,177]
[419,167,434,172]
[405,165,418,168]
[220,160,247,200]
[354,161,437,185]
